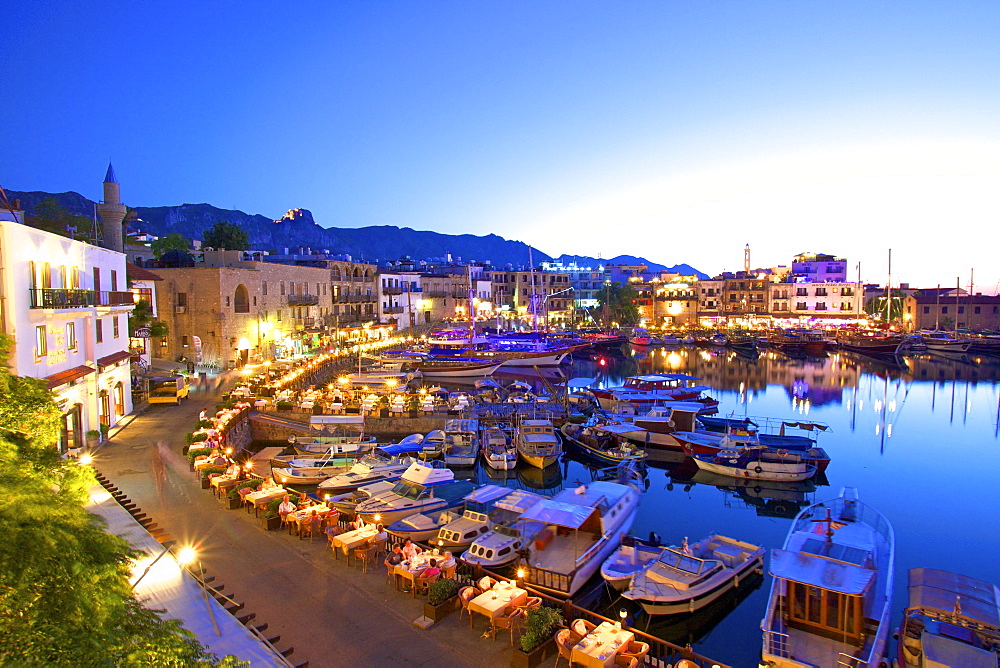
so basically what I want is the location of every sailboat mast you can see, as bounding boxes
[955,276,960,334]
[467,264,475,343]
[528,246,538,333]
[884,249,892,328]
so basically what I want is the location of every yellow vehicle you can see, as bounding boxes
[148,375,190,405]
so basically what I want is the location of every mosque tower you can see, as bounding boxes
[96,162,126,253]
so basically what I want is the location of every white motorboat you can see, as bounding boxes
[385,508,461,544]
[441,419,480,468]
[482,427,517,470]
[692,446,817,482]
[431,485,519,551]
[460,490,547,569]
[292,435,377,456]
[761,487,895,668]
[518,480,641,597]
[326,480,395,519]
[623,534,764,614]
[271,463,349,486]
[316,452,416,493]
[354,462,476,525]
[600,536,665,592]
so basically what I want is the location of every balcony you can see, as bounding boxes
[29,289,135,309]
[383,306,404,314]
[424,290,449,298]
[382,286,404,295]
[287,294,320,305]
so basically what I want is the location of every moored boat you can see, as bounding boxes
[561,422,648,466]
[623,534,764,614]
[354,462,476,525]
[692,445,818,482]
[920,330,974,353]
[481,427,517,470]
[440,419,480,468]
[515,419,563,469]
[430,485,523,551]
[837,332,905,356]
[316,451,416,493]
[761,487,894,668]
[600,535,665,591]
[271,463,349,486]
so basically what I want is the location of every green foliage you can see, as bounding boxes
[228,479,262,500]
[262,498,283,520]
[200,466,227,479]
[128,299,170,339]
[150,232,192,259]
[190,432,209,443]
[276,401,293,411]
[427,577,460,606]
[519,606,564,653]
[865,290,906,322]
[0,335,63,443]
[195,419,215,429]
[596,282,641,328]
[202,221,249,251]
[24,197,93,241]
[186,447,213,464]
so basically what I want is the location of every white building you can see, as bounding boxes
[770,281,865,322]
[1,209,135,454]
[379,271,426,330]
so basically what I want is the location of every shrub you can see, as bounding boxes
[195,419,214,429]
[190,432,209,443]
[427,578,459,606]
[276,401,293,411]
[262,497,283,519]
[186,447,212,464]
[228,479,263,499]
[519,606,564,653]
[199,466,227,479]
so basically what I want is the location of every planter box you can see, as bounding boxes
[201,477,212,489]
[510,636,557,668]
[261,515,281,531]
[225,496,243,510]
[422,596,460,623]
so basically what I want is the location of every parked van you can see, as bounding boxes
[148,376,190,405]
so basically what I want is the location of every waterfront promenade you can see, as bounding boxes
[92,379,527,667]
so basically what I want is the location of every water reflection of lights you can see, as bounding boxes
[888,400,897,412]
[665,351,683,369]
[699,351,713,362]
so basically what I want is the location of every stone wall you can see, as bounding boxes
[249,411,446,443]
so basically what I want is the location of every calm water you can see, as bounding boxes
[487,346,1000,666]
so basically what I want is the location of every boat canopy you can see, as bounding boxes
[494,490,543,514]
[907,567,1000,628]
[445,418,479,432]
[565,377,598,388]
[400,462,455,485]
[770,549,874,596]
[921,633,997,668]
[595,423,648,436]
[463,485,513,504]
[520,499,598,530]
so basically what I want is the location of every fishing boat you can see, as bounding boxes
[920,330,974,353]
[481,427,517,470]
[428,485,519,551]
[271,452,369,469]
[316,451,417,493]
[354,462,476,525]
[461,495,548,569]
[897,567,1000,668]
[516,479,641,597]
[560,422,648,466]
[623,534,764,615]
[515,419,563,469]
[440,419,480,468]
[271,463,349,486]
[419,429,446,461]
[692,445,817,482]
[678,432,831,474]
[837,331,905,356]
[761,487,895,668]
[600,535,665,591]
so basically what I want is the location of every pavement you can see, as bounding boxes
[91,380,542,668]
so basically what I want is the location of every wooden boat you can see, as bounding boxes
[761,487,895,668]
[271,463,349,486]
[676,432,831,474]
[600,535,665,591]
[590,374,716,410]
[897,567,1000,667]
[441,419,480,468]
[292,435,377,456]
[837,332,904,356]
[560,422,648,466]
[515,419,563,469]
[482,427,517,470]
[692,445,818,482]
[623,534,764,614]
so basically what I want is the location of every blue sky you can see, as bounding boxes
[3,1,999,290]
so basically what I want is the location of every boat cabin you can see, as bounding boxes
[620,374,701,391]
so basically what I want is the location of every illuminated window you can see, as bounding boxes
[113,316,120,338]
[35,326,47,357]
[67,322,77,350]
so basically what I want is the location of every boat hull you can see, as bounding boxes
[518,452,559,469]
[693,457,816,482]
[630,554,763,615]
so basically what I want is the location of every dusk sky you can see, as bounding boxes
[4,2,999,290]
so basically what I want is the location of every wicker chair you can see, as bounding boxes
[490,607,524,646]
[413,571,440,598]
[571,618,596,638]
[620,640,650,663]
[553,628,577,668]
[459,586,479,627]
[478,575,498,591]
[613,656,638,667]
[353,543,379,574]
[299,515,323,542]
[518,596,542,613]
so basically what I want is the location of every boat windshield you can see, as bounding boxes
[391,480,426,500]
[495,525,521,538]
[658,549,707,575]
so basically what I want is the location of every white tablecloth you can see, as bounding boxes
[468,584,527,620]
[571,622,634,668]
[331,525,378,554]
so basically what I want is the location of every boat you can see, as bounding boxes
[461,506,547,569]
[316,451,416,493]
[691,445,818,482]
[677,432,831,474]
[920,330,974,353]
[590,374,719,413]
[560,422,649,466]
[271,453,369,469]
[354,462,476,525]
[385,508,462,544]
[414,357,504,378]
[326,480,396,519]
[897,567,1000,667]
[761,487,895,668]
[482,427,517,470]
[516,479,641,597]
[600,535,665,591]
[292,435,378,456]
[629,328,654,346]
[623,534,764,615]
[515,419,563,469]
[837,331,905,356]
[440,419,480,468]
[271,463,349,486]
[769,332,809,355]
[429,485,522,551]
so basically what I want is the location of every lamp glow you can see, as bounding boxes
[78,453,93,466]
[177,547,197,566]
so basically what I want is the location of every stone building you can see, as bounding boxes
[490,268,572,329]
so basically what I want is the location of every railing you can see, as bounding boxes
[383,306,404,314]
[287,294,319,305]
[29,288,135,309]
[837,652,867,667]
[424,290,449,298]
[763,628,791,658]
[382,286,404,295]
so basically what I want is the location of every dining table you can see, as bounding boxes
[330,525,379,560]
[570,621,634,668]
[288,504,333,534]
[246,487,287,514]
[392,551,438,591]
[468,581,527,625]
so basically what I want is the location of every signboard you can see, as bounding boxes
[134,326,152,337]
[192,335,203,364]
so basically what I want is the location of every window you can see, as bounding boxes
[93,267,101,292]
[182,335,189,347]
[69,266,79,289]
[234,285,250,313]
[262,281,268,296]
[280,281,285,295]
[177,292,188,307]
[958,306,965,314]
[113,316,120,338]
[111,269,118,291]
[923,306,930,314]
[35,326,47,357]
[975,306,981,314]
[114,383,125,416]
[796,288,808,296]
[796,302,808,310]
[277,309,282,322]
[225,296,230,307]
[67,322,77,350]
[942,306,948,314]
[96,319,103,344]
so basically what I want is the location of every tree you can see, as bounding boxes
[128,299,169,338]
[150,233,192,259]
[596,282,640,327]
[25,197,92,241]
[0,334,239,665]
[202,221,249,251]
[864,289,906,323]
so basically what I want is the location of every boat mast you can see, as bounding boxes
[528,245,538,334]
[884,249,892,329]
[467,264,476,344]
[935,284,941,331]
[955,276,960,335]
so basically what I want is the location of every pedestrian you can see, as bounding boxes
[199,408,208,422]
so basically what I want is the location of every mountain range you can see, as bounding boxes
[5,189,707,277]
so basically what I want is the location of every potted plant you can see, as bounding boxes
[199,466,227,489]
[226,479,261,510]
[85,429,101,447]
[423,578,460,622]
[190,432,209,444]
[377,395,390,418]
[407,396,420,417]
[186,447,213,471]
[99,423,110,440]
[276,400,293,411]
[261,498,283,530]
[512,607,563,668]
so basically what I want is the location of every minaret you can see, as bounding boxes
[96,162,126,253]
[744,243,751,274]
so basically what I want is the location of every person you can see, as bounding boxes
[402,539,421,560]
[373,523,387,545]
[420,558,441,579]
[278,495,295,522]
[224,461,241,478]
[384,544,404,569]
[351,515,367,531]
[199,408,208,422]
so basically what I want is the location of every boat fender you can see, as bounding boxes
[753,466,763,474]
[774,504,786,514]
[753,486,762,495]
[733,574,739,588]
[777,449,788,457]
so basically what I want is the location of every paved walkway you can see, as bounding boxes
[92,385,533,668]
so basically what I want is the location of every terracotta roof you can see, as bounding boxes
[126,263,164,281]
[97,351,133,368]
[45,365,95,390]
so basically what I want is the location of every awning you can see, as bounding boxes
[45,365,95,390]
[770,549,874,596]
[519,499,597,529]
[98,350,133,369]
[907,567,1000,628]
